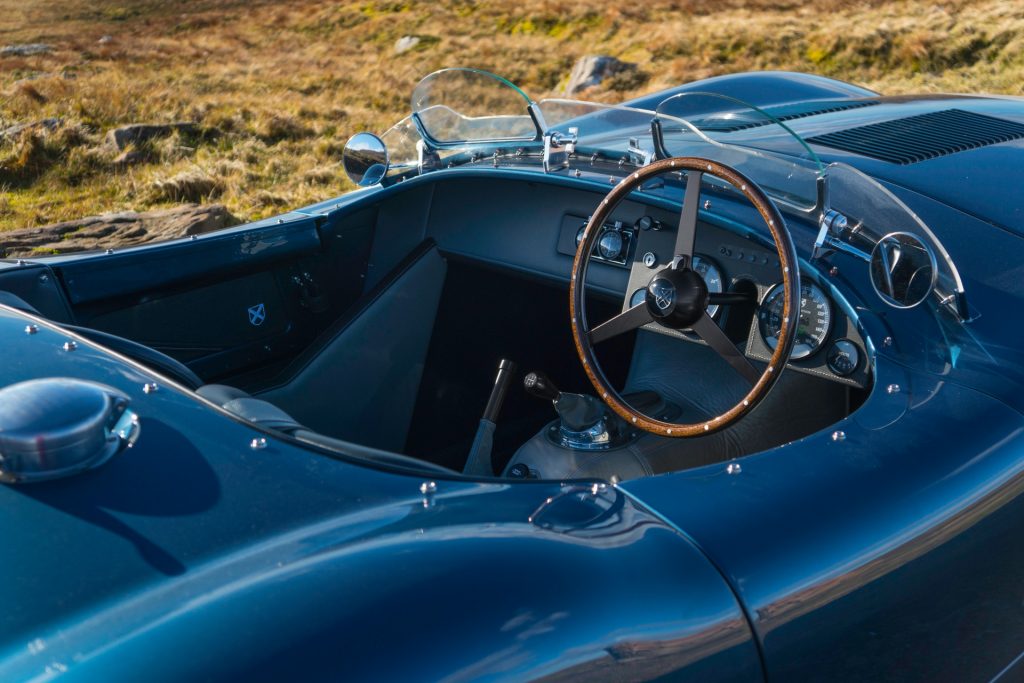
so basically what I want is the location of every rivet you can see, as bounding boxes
[24,324,38,335]
[105,249,114,255]
[573,169,581,178]
[726,462,742,474]
[703,200,711,210]
[608,176,615,183]
[62,340,77,352]
[277,219,284,224]
[883,336,893,347]
[887,384,901,394]
[190,234,198,240]
[829,266,839,277]
[142,382,159,394]
[250,437,267,450]
[832,430,846,441]
[16,259,26,266]
[419,481,437,495]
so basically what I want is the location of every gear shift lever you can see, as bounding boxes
[524,371,605,432]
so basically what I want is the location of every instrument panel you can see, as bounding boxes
[558,209,871,389]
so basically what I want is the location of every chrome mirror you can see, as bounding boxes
[869,231,937,309]
[343,132,390,186]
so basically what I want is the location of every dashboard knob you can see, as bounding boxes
[636,215,663,231]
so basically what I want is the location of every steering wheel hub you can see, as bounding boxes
[646,267,708,328]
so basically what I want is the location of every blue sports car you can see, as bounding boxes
[0,67,1022,681]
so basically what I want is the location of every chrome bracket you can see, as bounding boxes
[543,127,578,173]
[812,208,870,262]
[627,137,654,167]
[416,139,440,175]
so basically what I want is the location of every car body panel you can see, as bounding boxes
[0,309,763,681]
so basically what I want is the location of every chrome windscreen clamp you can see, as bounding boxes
[417,139,440,175]
[812,208,870,262]
[627,137,654,167]
[543,127,578,173]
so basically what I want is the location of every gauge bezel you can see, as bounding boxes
[826,338,861,377]
[758,281,833,360]
[691,254,725,318]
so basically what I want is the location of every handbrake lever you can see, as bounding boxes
[463,359,517,476]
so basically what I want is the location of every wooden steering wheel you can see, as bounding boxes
[570,157,800,437]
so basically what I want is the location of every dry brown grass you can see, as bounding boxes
[0,0,1022,233]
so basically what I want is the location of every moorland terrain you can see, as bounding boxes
[0,0,1021,247]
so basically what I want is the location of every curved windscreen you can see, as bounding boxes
[824,162,968,319]
[655,93,824,211]
[538,99,656,144]
[377,115,422,181]
[411,68,538,144]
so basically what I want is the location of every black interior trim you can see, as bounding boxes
[55,214,324,306]
[251,238,440,393]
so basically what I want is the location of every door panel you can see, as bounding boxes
[52,208,376,385]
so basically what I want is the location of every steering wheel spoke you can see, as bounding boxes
[589,303,653,344]
[707,291,754,306]
[690,313,761,385]
[672,170,702,264]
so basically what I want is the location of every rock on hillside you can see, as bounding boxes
[104,123,199,151]
[0,204,238,258]
[0,44,52,57]
[564,56,636,95]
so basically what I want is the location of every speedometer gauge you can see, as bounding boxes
[691,255,724,317]
[758,282,832,360]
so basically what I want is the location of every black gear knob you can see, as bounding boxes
[524,371,560,402]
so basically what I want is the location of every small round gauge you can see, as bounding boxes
[827,339,860,377]
[691,255,724,317]
[758,281,832,360]
[630,288,647,308]
[598,230,624,260]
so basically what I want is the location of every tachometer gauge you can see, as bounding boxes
[758,281,832,360]
[691,255,724,317]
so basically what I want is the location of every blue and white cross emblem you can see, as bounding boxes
[247,303,266,326]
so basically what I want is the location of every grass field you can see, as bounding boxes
[0,0,1022,235]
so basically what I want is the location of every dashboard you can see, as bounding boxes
[555,208,870,389]
[423,176,871,390]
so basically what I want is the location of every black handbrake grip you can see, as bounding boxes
[524,371,560,402]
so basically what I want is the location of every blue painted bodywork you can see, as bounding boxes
[2,70,1024,681]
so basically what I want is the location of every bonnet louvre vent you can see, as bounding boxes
[697,100,878,133]
[807,109,1024,164]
